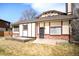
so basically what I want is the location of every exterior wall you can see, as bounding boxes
[0,31,4,36]
[36,22,39,34]
[12,20,70,40]
[22,24,28,37]
[28,23,32,37]
[0,31,12,37]
[12,27,19,37]
[40,22,44,27]
[50,20,61,27]
[13,23,36,37]
[45,22,49,34]
[44,34,69,40]
[0,20,10,37]
[31,23,35,37]
[27,23,36,37]
[62,21,69,34]
[4,31,12,37]
[19,24,23,36]
[23,30,28,36]
[36,20,70,40]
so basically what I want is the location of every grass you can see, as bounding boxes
[0,39,79,56]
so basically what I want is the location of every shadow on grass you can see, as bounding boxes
[72,44,79,56]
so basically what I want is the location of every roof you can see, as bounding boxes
[12,15,76,26]
[12,19,35,26]
[36,15,76,22]
[0,19,10,23]
[12,10,76,26]
[36,10,67,18]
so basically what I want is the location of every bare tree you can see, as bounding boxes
[21,8,37,20]
[71,3,79,42]
[71,20,79,41]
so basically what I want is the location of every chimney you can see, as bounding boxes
[66,3,72,15]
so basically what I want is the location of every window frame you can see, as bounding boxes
[23,24,28,30]
[13,26,19,32]
[49,26,62,35]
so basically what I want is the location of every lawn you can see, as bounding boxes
[0,39,79,56]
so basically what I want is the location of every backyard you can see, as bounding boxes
[0,39,79,56]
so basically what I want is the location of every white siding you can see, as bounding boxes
[45,22,49,34]
[19,23,35,37]
[40,22,44,27]
[22,24,28,36]
[62,21,69,34]
[19,24,23,36]
[28,23,32,37]
[31,23,35,37]
[50,21,61,27]
[22,31,27,36]
[19,24,28,37]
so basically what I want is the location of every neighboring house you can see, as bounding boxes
[12,3,76,40]
[0,19,11,37]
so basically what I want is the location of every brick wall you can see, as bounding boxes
[44,34,69,40]
[4,31,12,37]
[0,31,4,36]
[36,34,69,40]
[0,31,12,37]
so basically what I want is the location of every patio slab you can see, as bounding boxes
[6,36,35,42]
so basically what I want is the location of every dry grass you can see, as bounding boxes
[0,39,79,56]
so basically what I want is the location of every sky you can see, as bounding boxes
[0,3,65,23]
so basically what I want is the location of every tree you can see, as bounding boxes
[71,20,79,41]
[21,8,37,20]
[71,3,79,42]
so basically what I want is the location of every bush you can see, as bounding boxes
[73,34,79,41]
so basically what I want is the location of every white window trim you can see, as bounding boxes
[50,26,61,35]
[13,26,19,33]
[23,24,28,31]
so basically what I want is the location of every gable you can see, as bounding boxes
[41,12,59,17]
[38,10,67,18]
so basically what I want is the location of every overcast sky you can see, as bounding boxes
[0,3,65,22]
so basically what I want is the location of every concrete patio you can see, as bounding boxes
[6,36,36,42]
[5,36,68,45]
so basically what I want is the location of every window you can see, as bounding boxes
[23,25,28,30]
[50,27,61,35]
[14,26,19,32]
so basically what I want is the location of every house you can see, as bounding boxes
[0,19,11,37]
[12,20,36,38]
[12,3,76,41]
